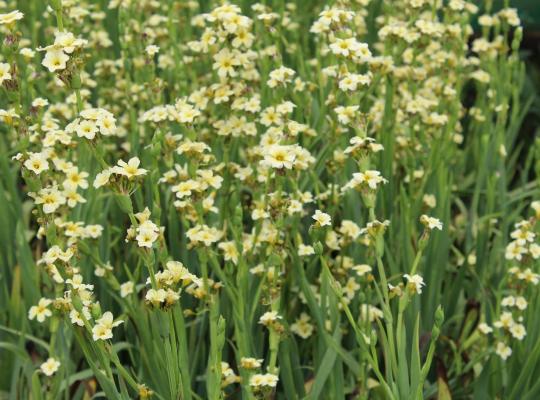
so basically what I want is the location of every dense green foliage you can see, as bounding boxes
[0,1,539,399]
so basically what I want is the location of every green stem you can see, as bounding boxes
[75,89,83,113]
[55,9,64,31]
[410,242,425,276]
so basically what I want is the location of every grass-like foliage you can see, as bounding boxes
[0,0,539,399]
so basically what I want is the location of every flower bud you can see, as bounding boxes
[158,311,170,338]
[71,73,82,90]
[375,235,384,258]
[435,305,444,327]
[370,329,378,346]
[431,325,440,341]
[313,241,324,256]
[50,316,60,333]
[46,223,58,245]
[361,192,376,209]
[398,294,408,313]
[77,240,90,254]
[91,303,102,320]
[150,142,161,157]
[71,295,84,312]
[234,204,243,227]
[114,193,134,215]
[512,27,522,52]
[4,35,19,55]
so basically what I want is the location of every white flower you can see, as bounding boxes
[344,136,383,155]
[212,48,239,78]
[76,119,98,139]
[404,274,425,294]
[258,311,281,326]
[34,187,66,214]
[478,322,493,334]
[69,307,91,327]
[249,373,279,388]
[515,296,528,310]
[510,323,526,340]
[312,210,331,227]
[360,304,383,322]
[186,224,223,246]
[529,243,540,259]
[501,296,515,307]
[92,312,123,341]
[24,153,49,175]
[145,45,160,56]
[218,241,239,264]
[531,201,540,217]
[495,342,512,360]
[517,268,539,284]
[298,244,315,256]
[345,170,387,191]
[334,105,358,125]
[493,311,514,329]
[97,113,116,135]
[420,215,443,230]
[176,102,201,123]
[120,282,134,298]
[40,358,60,376]
[0,10,24,25]
[388,283,403,297]
[0,63,11,85]
[145,288,167,305]
[93,169,112,188]
[240,357,263,369]
[28,298,52,322]
[20,48,35,58]
[267,66,295,88]
[112,157,147,179]
[261,145,296,169]
[42,49,69,72]
[329,37,359,57]
[135,220,160,248]
[53,31,87,53]
[338,73,371,91]
[423,194,437,208]
[505,241,526,261]
[63,167,89,189]
[288,199,303,215]
[291,313,314,339]
[66,274,93,291]
[353,264,372,277]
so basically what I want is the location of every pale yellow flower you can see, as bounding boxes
[24,153,49,175]
[40,358,60,377]
[42,49,69,72]
[28,298,53,322]
[92,312,123,341]
[113,157,147,179]
[495,342,512,360]
[249,373,279,388]
[0,63,11,85]
[0,10,24,25]
[312,210,331,227]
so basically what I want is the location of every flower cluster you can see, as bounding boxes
[479,203,539,360]
[0,0,534,398]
